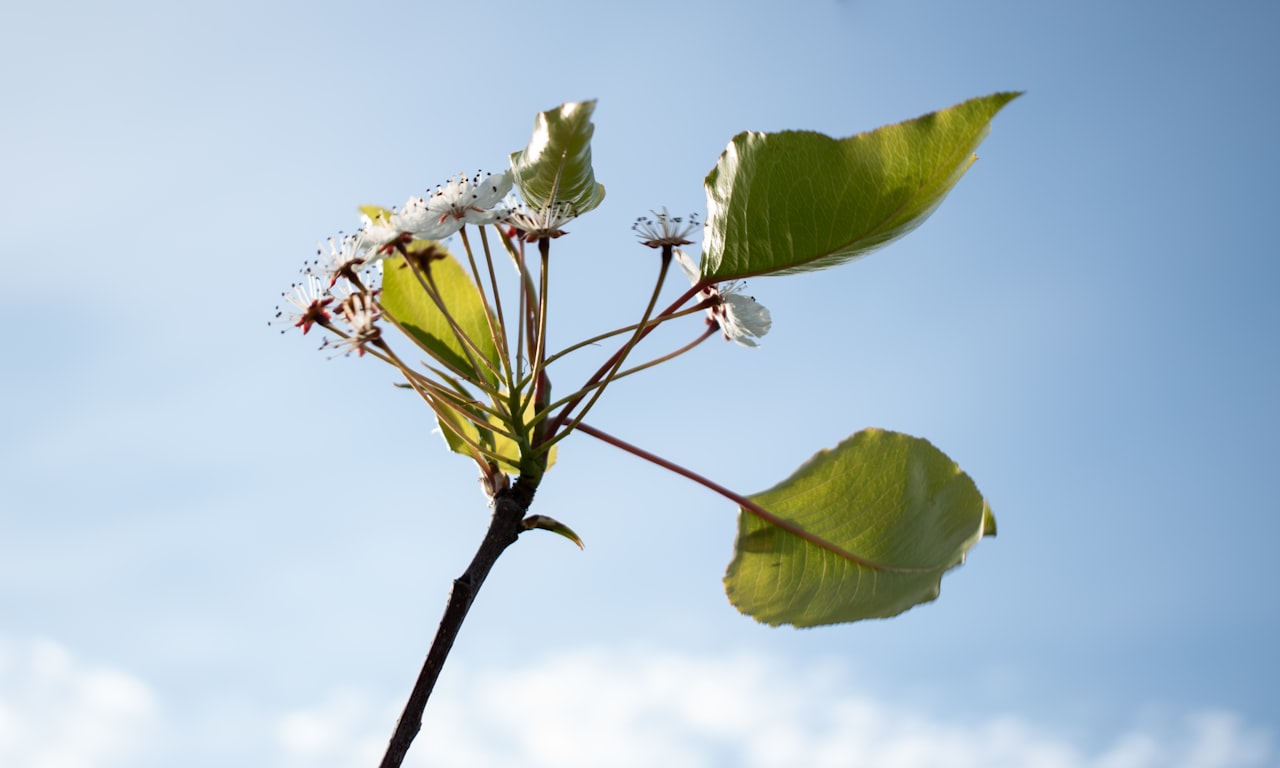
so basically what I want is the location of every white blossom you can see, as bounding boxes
[272,273,334,335]
[674,249,772,347]
[397,170,514,238]
[504,198,577,242]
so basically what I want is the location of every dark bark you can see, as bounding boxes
[377,476,538,768]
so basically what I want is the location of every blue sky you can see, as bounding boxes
[2,1,1277,766]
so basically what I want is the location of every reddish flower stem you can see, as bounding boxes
[574,422,931,574]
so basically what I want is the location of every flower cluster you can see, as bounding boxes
[397,171,514,239]
[273,171,515,348]
[275,155,772,486]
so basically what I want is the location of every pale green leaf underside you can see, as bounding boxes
[509,99,606,215]
[379,247,500,389]
[724,429,994,627]
[702,92,1021,282]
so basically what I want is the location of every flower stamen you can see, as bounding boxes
[504,200,577,243]
[273,273,335,335]
[332,290,383,356]
[632,208,700,249]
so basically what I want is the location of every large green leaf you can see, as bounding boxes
[379,243,500,389]
[702,92,1020,282]
[509,100,606,215]
[724,429,995,627]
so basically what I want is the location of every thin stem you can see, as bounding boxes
[509,234,540,390]
[541,304,707,369]
[533,239,551,384]
[547,281,706,438]
[378,308,496,396]
[515,240,529,388]
[527,238,553,447]
[538,327,716,452]
[477,226,517,393]
[377,477,538,768]
[574,422,937,575]
[459,227,515,389]
[547,252,672,438]
[506,305,708,397]
[395,360,514,441]
[377,343,515,467]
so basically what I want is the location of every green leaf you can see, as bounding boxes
[379,243,500,389]
[509,100,606,215]
[702,92,1021,282]
[522,514,585,549]
[724,429,994,627]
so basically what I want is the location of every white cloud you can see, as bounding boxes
[0,636,158,768]
[274,647,1275,768]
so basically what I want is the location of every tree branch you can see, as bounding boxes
[377,476,538,768]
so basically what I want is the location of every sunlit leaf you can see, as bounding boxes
[509,100,606,215]
[724,429,994,627]
[379,242,500,389]
[702,92,1020,281]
